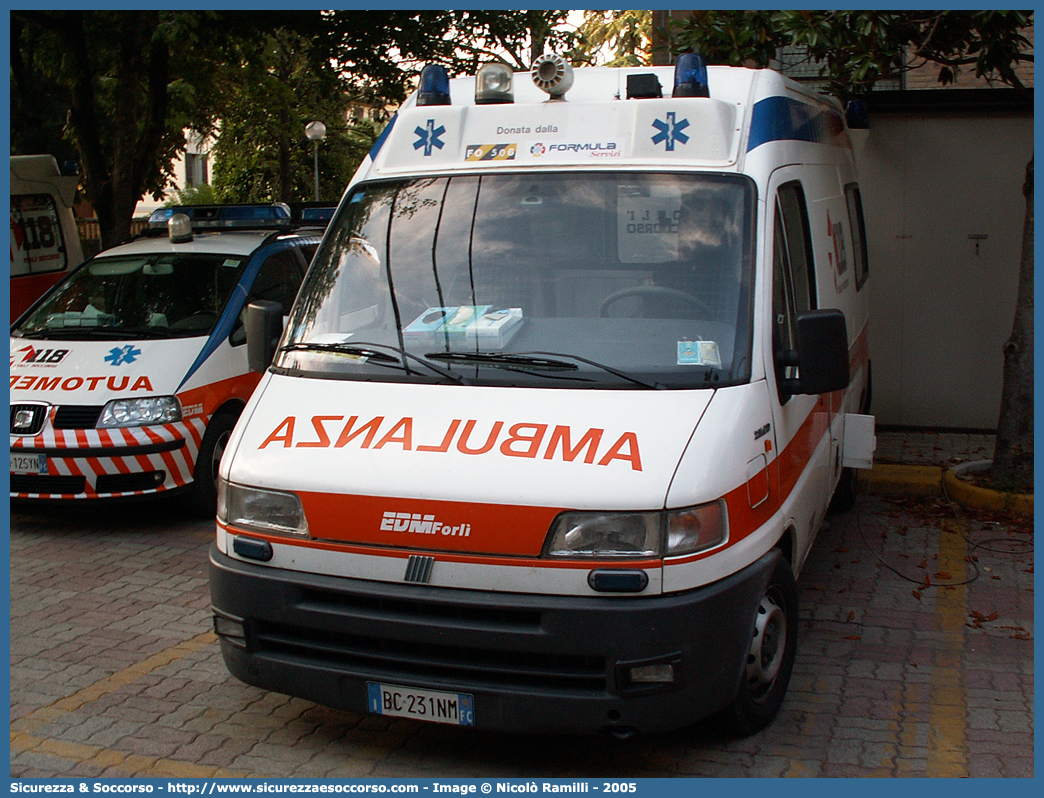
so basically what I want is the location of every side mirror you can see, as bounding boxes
[778,309,850,396]
[245,300,284,373]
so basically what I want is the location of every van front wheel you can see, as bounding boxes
[720,556,798,736]
[186,411,239,518]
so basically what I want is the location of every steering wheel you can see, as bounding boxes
[599,285,712,318]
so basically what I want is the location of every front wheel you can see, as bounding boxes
[720,555,799,736]
[185,411,239,518]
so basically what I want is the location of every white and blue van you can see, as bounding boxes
[10,205,323,514]
[210,55,875,736]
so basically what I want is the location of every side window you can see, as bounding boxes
[845,183,869,290]
[772,182,816,397]
[249,249,305,312]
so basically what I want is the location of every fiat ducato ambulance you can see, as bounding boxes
[210,55,875,736]
[10,205,321,515]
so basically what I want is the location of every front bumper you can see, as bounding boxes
[9,416,206,499]
[209,544,780,736]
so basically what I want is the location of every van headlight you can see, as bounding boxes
[98,396,181,427]
[218,478,308,537]
[544,501,727,559]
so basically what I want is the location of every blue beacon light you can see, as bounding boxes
[417,64,451,107]
[673,53,710,98]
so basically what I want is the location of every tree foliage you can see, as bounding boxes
[11,11,226,247]
[567,10,652,67]
[670,10,1033,100]
[10,10,571,247]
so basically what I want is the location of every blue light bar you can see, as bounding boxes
[673,53,710,98]
[417,64,451,107]
[146,204,292,231]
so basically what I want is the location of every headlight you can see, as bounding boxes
[545,511,660,558]
[665,501,727,556]
[98,396,181,428]
[544,501,727,559]
[219,479,308,537]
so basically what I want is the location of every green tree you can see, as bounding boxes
[209,27,359,205]
[670,10,1032,101]
[11,11,225,248]
[669,10,1034,490]
[567,10,652,67]
[10,10,571,248]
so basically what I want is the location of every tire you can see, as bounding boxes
[185,411,239,518]
[829,466,859,514]
[720,555,799,736]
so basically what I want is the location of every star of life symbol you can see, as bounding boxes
[651,112,690,152]
[414,119,446,156]
[105,345,142,366]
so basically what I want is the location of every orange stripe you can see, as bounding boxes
[178,373,259,418]
[298,492,562,557]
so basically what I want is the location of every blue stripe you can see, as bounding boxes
[174,236,319,392]
[368,114,397,163]
[747,96,847,152]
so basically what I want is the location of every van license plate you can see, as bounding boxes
[366,682,474,726]
[10,453,46,475]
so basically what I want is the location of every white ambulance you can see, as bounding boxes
[10,205,321,515]
[210,55,875,736]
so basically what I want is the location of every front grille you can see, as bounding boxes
[11,404,48,435]
[298,587,542,630]
[10,474,87,495]
[54,406,104,430]
[253,621,608,693]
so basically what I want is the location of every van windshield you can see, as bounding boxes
[283,172,755,389]
[13,253,246,340]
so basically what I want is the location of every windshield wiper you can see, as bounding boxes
[426,350,664,389]
[280,341,466,384]
[15,327,170,340]
[426,351,579,371]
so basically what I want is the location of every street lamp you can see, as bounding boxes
[305,121,327,201]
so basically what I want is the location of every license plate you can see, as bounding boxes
[10,453,46,475]
[366,682,474,726]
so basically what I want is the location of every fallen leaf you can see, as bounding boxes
[935,571,952,580]
[912,590,922,600]
[846,611,855,622]
[843,635,861,640]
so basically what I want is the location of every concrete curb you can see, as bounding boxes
[858,462,1034,515]
[944,460,1034,515]
[859,463,944,497]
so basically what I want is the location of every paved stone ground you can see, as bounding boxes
[10,485,1033,778]
[875,429,996,468]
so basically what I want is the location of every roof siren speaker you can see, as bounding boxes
[531,53,574,100]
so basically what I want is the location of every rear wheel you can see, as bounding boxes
[186,411,238,518]
[720,555,798,736]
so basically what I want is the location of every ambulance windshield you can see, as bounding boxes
[13,253,246,340]
[284,173,754,389]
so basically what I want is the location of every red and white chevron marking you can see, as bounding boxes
[10,410,208,499]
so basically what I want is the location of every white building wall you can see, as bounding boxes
[853,112,1032,429]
